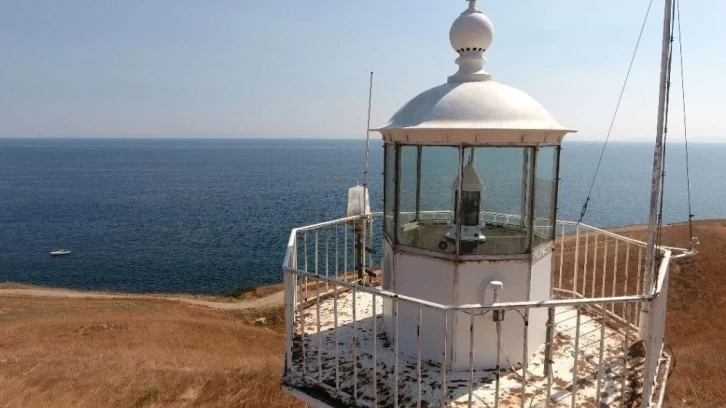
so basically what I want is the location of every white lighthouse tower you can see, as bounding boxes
[281,1,694,407]
[376,0,574,372]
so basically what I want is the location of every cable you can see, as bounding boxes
[578,0,655,223]
[676,0,694,240]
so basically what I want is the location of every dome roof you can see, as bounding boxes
[376,1,576,144]
[381,81,569,132]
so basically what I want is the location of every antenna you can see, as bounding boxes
[362,71,374,201]
[361,72,374,285]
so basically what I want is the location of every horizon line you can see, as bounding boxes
[0,136,723,144]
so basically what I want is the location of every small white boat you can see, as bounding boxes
[50,249,71,256]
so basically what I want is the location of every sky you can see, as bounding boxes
[0,0,724,141]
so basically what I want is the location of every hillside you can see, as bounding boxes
[0,220,723,407]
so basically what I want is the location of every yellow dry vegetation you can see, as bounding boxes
[0,297,302,408]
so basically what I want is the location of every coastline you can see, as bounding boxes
[0,282,286,311]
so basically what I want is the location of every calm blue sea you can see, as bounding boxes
[0,138,723,294]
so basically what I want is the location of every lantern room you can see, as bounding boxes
[376,0,576,369]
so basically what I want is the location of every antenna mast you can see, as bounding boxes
[641,0,674,334]
[363,72,374,201]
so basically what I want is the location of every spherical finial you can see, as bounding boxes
[449,1,494,54]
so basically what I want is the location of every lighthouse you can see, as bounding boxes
[281,1,692,407]
[376,0,574,372]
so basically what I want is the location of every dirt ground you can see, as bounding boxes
[0,220,724,407]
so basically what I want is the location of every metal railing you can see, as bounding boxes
[281,213,691,408]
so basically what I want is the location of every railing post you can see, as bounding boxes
[394,299,400,408]
[572,225,580,298]
[520,310,529,408]
[468,313,475,408]
[283,268,294,376]
[441,310,448,408]
[333,283,340,390]
[591,233,598,297]
[417,307,423,408]
[544,307,555,407]
[595,306,607,405]
[353,287,358,401]
[571,307,582,407]
[373,293,378,408]
[583,230,589,296]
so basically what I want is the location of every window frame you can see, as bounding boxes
[383,141,561,261]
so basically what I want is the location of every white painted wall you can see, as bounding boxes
[382,250,455,365]
[453,259,530,369]
[381,247,554,371]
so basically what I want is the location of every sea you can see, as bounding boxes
[0,138,723,294]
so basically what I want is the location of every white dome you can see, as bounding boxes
[381,81,568,132]
[374,1,576,144]
[450,7,493,53]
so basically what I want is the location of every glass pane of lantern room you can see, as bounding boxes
[534,146,558,247]
[397,146,418,226]
[384,144,396,241]
[397,146,460,254]
[469,147,533,255]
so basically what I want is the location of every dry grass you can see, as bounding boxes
[657,220,726,407]
[0,296,302,408]
[231,283,286,301]
[0,221,724,407]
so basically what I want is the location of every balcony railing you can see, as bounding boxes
[281,212,692,408]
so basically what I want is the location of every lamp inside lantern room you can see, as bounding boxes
[442,148,486,254]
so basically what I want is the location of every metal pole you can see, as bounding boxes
[456,146,465,255]
[520,148,529,228]
[416,146,422,221]
[641,0,673,337]
[362,71,373,214]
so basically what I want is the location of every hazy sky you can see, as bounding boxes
[1,1,723,141]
